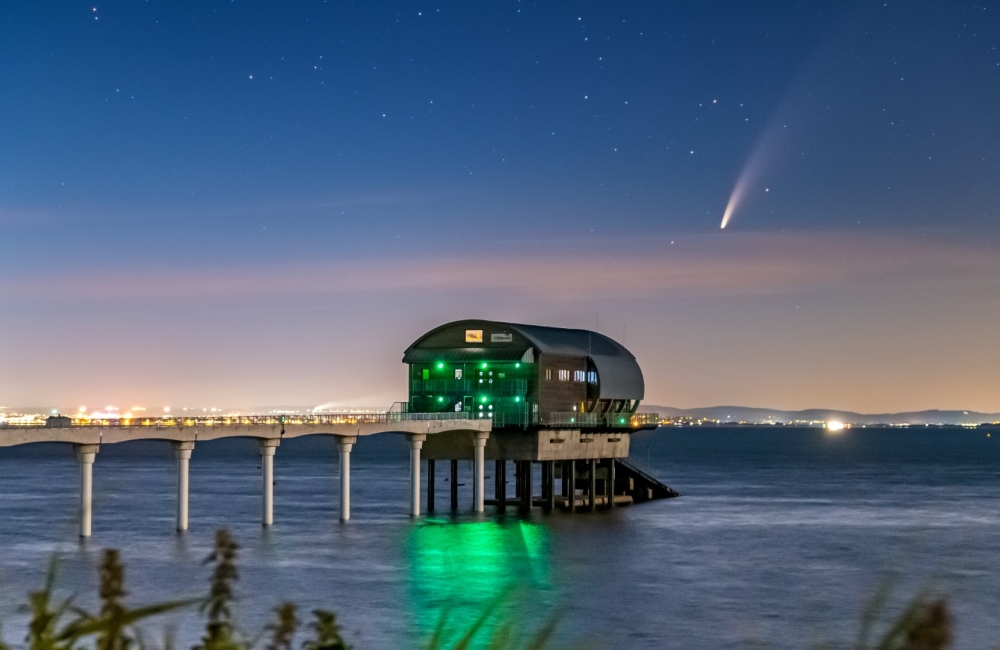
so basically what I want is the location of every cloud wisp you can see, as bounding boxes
[2,231,996,303]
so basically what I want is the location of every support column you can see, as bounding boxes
[260,439,280,526]
[523,461,533,511]
[76,444,99,538]
[608,458,616,509]
[427,459,435,512]
[336,436,356,522]
[546,460,555,511]
[514,462,522,503]
[173,441,195,531]
[450,459,458,509]
[561,461,569,499]
[408,434,426,517]
[540,462,549,506]
[498,460,507,513]
[568,460,577,511]
[589,458,597,513]
[473,431,488,513]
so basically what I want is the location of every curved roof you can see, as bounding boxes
[404,319,644,401]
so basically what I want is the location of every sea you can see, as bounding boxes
[0,426,998,649]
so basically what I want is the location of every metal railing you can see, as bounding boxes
[546,412,661,428]
[0,411,481,430]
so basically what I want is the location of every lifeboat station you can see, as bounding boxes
[403,320,676,514]
[0,320,676,537]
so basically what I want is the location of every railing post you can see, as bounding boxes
[337,436,356,522]
[173,441,195,531]
[260,439,280,526]
[76,444,99,537]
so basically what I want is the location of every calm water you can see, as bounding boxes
[1,427,998,649]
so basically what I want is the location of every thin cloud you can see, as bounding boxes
[2,231,996,302]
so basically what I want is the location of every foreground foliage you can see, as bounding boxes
[0,530,959,650]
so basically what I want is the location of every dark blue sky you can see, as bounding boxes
[2,1,998,412]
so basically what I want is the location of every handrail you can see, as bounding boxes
[0,411,481,430]
[546,412,661,428]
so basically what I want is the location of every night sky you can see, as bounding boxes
[2,1,998,413]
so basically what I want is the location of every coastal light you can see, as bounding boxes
[826,420,845,432]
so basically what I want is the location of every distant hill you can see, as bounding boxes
[642,405,1000,425]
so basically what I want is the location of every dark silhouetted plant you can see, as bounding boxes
[195,530,244,650]
[264,604,297,650]
[300,611,349,650]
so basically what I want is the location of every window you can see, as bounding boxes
[587,371,598,384]
[455,369,463,379]
[545,368,552,380]
[422,369,429,380]
[573,370,586,382]
[558,369,570,381]
[465,329,483,343]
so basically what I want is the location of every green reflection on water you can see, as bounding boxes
[408,518,552,646]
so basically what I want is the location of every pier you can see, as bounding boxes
[0,319,679,537]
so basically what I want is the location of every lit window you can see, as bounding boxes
[422,369,429,380]
[587,371,597,384]
[573,370,585,382]
[558,369,570,381]
[455,369,463,379]
[545,368,552,380]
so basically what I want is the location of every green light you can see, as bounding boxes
[515,362,520,368]
[437,396,444,403]
[514,396,521,402]
[619,418,625,424]
[481,396,488,403]
[436,362,445,370]
[481,362,488,369]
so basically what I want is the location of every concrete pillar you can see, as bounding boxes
[427,459,435,512]
[336,436,355,522]
[589,458,597,513]
[173,441,195,531]
[76,444,99,538]
[546,460,555,511]
[561,461,569,499]
[260,439,280,526]
[523,461,533,511]
[568,460,577,511]
[540,462,548,505]
[450,459,458,509]
[473,431,488,513]
[498,460,507,513]
[408,434,426,517]
[608,458,616,509]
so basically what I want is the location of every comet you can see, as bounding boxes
[720,167,753,229]
[720,113,792,229]
[720,140,771,229]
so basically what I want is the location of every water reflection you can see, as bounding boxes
[408,518,552,645]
